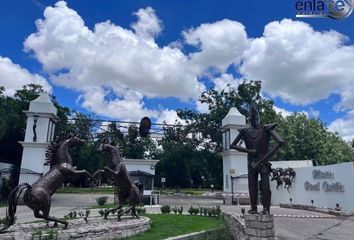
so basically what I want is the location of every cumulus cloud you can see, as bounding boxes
[183,19,249,73]
[79,86,159,122]
[20,3,354,143]
[0,56,51,96]
[23,1,205,116]
[213,73,239,92]
[328,110,354,141]
[196,101,209,114]
[273,106,292,118]
[156,109,186,125]
[241,19,354,110]
[131,7,163,40]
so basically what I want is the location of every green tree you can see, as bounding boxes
[275,113,354,164]
[177,80,276,152]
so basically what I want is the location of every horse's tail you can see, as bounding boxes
[0,183,31,233]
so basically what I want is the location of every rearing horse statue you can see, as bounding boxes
[94,143,143,220]
[0,135,95,233]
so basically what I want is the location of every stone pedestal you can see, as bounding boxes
[244,214,275,240]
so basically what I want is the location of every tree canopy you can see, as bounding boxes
[1,81,353,191]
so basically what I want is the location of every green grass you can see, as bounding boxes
[56,187,115,194]
[126,214,224,240]
[157,187,210,196]
[0,202,6,208]
[56,187,216,195]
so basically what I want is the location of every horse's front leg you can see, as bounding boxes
[104,167,119,179]
[93,169,104,178]
[74,169,98,186]
[34,209,68,229]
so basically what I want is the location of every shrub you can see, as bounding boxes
[137,207,146,214]
[178,206,183,214]
[98,209,105,216]
[161,204,171,214]
[203,207,208,216]
[188,206,199,215]
[215,206,221,218]
[172,206,178,214]
[96,196,108,206]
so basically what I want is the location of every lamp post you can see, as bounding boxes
[290,197,292,205]
[32,114,39,142]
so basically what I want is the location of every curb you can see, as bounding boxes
[163,228,224,240]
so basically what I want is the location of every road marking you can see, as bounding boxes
[274,214,335,218]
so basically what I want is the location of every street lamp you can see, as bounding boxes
[33,114,39,142]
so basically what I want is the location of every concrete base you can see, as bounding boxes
[1,216,150,240]
[244,214,275,240]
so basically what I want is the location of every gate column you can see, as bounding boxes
[18,93,58,184]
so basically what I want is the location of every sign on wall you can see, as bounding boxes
[304,169,345,192]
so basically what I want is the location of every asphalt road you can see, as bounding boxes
[1,193,353,240]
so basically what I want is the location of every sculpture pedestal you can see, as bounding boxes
[1,215,150,240]
[244,214,275,240]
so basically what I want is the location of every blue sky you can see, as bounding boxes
[1,0,354,141]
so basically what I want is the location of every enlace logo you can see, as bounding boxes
[295,0,353,19]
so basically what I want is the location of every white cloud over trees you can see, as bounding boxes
[1,1,354,139]
[0,56,51,96]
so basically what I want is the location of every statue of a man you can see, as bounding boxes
[230,103,284,214]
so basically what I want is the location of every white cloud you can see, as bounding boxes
[196,101,209,114]
[183,19,249,73]
[24,1,205,109]
[328,110,354,141]
[309,107,320,118]
[273,106,292,118]
[0,56,51,96]
[20,2,354,143]
[79,86,159,121]
[241,19,354,110]
[213,73,239,92]
[131,7,163,40]
[156,109,185,125]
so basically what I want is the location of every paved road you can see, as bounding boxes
[160,195,354,240]
[1,193,353,240]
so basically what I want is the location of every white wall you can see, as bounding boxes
[222,150,248,193]
[271,162,354,211]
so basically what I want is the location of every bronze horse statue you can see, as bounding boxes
[0,135,95,233]
[94,143,143,220]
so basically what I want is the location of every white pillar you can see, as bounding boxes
[18,93,58,185]
[221,107,247,193]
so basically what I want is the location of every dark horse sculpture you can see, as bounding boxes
[0,135,94,233]
[94,143,143,220]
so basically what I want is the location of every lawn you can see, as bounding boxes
[56,186,215,195]
[56,187,115,194]
[0,202,6,208]
[126,214,224,240]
